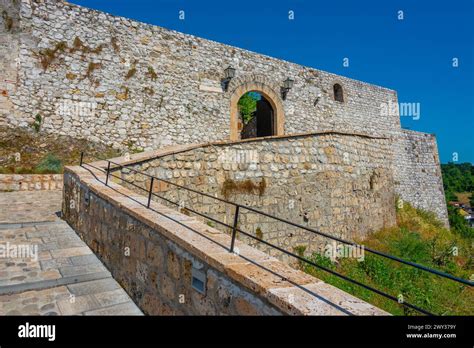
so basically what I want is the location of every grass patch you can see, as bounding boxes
[71,37,105,55]
[66,72,77,80]
[143,86,154,95]
[0,126,121,174]
[301,202,473,315]
[34,154,63,174]
[36,38,105,72]
[116,86,130,101]
[85,62,101,80]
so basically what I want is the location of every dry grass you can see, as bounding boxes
[0,126,121,173]
[71,37,105,55]
[111,37,120,52]
[2,10,13,31]
[125,67,136,80]
[221,178,266,200]
[116,86,130,101]
[455,192,472,206]
[38,41,67,71]
[85,62,101,79]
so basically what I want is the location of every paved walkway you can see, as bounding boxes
[0,190,142,315]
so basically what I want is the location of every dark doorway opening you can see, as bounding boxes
[238,92,275,140]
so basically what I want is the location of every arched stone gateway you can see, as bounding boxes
[229,80,285,141]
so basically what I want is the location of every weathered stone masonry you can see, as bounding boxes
[393,130,448,223]
[0,173,62,191]
[62,163,387,315]
[116,132,396,258]
[0,0,448,223]
[1,0,400,146]
[0,0,19,125]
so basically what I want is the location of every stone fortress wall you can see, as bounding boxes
[0,0,448,224]
[1,0,400,147]
[393,130,448,223]
[0,0,20,125]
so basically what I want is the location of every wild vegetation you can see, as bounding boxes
[300,202,473,315]
[299,162,474,315]
[442,162,474,205]
[0,126,121,174]
[36,37,105,71]
[146,66,158,81]
[442,162,474,239]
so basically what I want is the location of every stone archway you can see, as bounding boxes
[229,81,285,141]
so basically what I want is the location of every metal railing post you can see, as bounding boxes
[230,205,240,253]
[147,177,155,208]
[105,161,111,186]
[79,152,84,166]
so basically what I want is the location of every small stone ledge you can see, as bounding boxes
[64,165,388,315]
[0,174,63,191]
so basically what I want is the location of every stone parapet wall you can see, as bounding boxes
[393,130,448,225]
[0,173,63,191]
[114,133,397,258]
[62,164,387,315]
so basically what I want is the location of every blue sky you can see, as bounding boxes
[70,0,473,164]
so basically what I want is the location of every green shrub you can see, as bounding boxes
[237,92,259,124]
[31,114,42,132]
[448,205,474,239]
[34,154,62,174]
[301,202,473,315]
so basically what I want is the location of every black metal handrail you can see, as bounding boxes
[79,153,474,316]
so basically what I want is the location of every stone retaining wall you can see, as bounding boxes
[62,164,387,315]
[0,173,63,191]
[115,133,396,259]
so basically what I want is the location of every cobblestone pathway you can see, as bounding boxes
[0,190,142,315]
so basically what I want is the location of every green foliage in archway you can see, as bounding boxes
[237,92,261,124]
